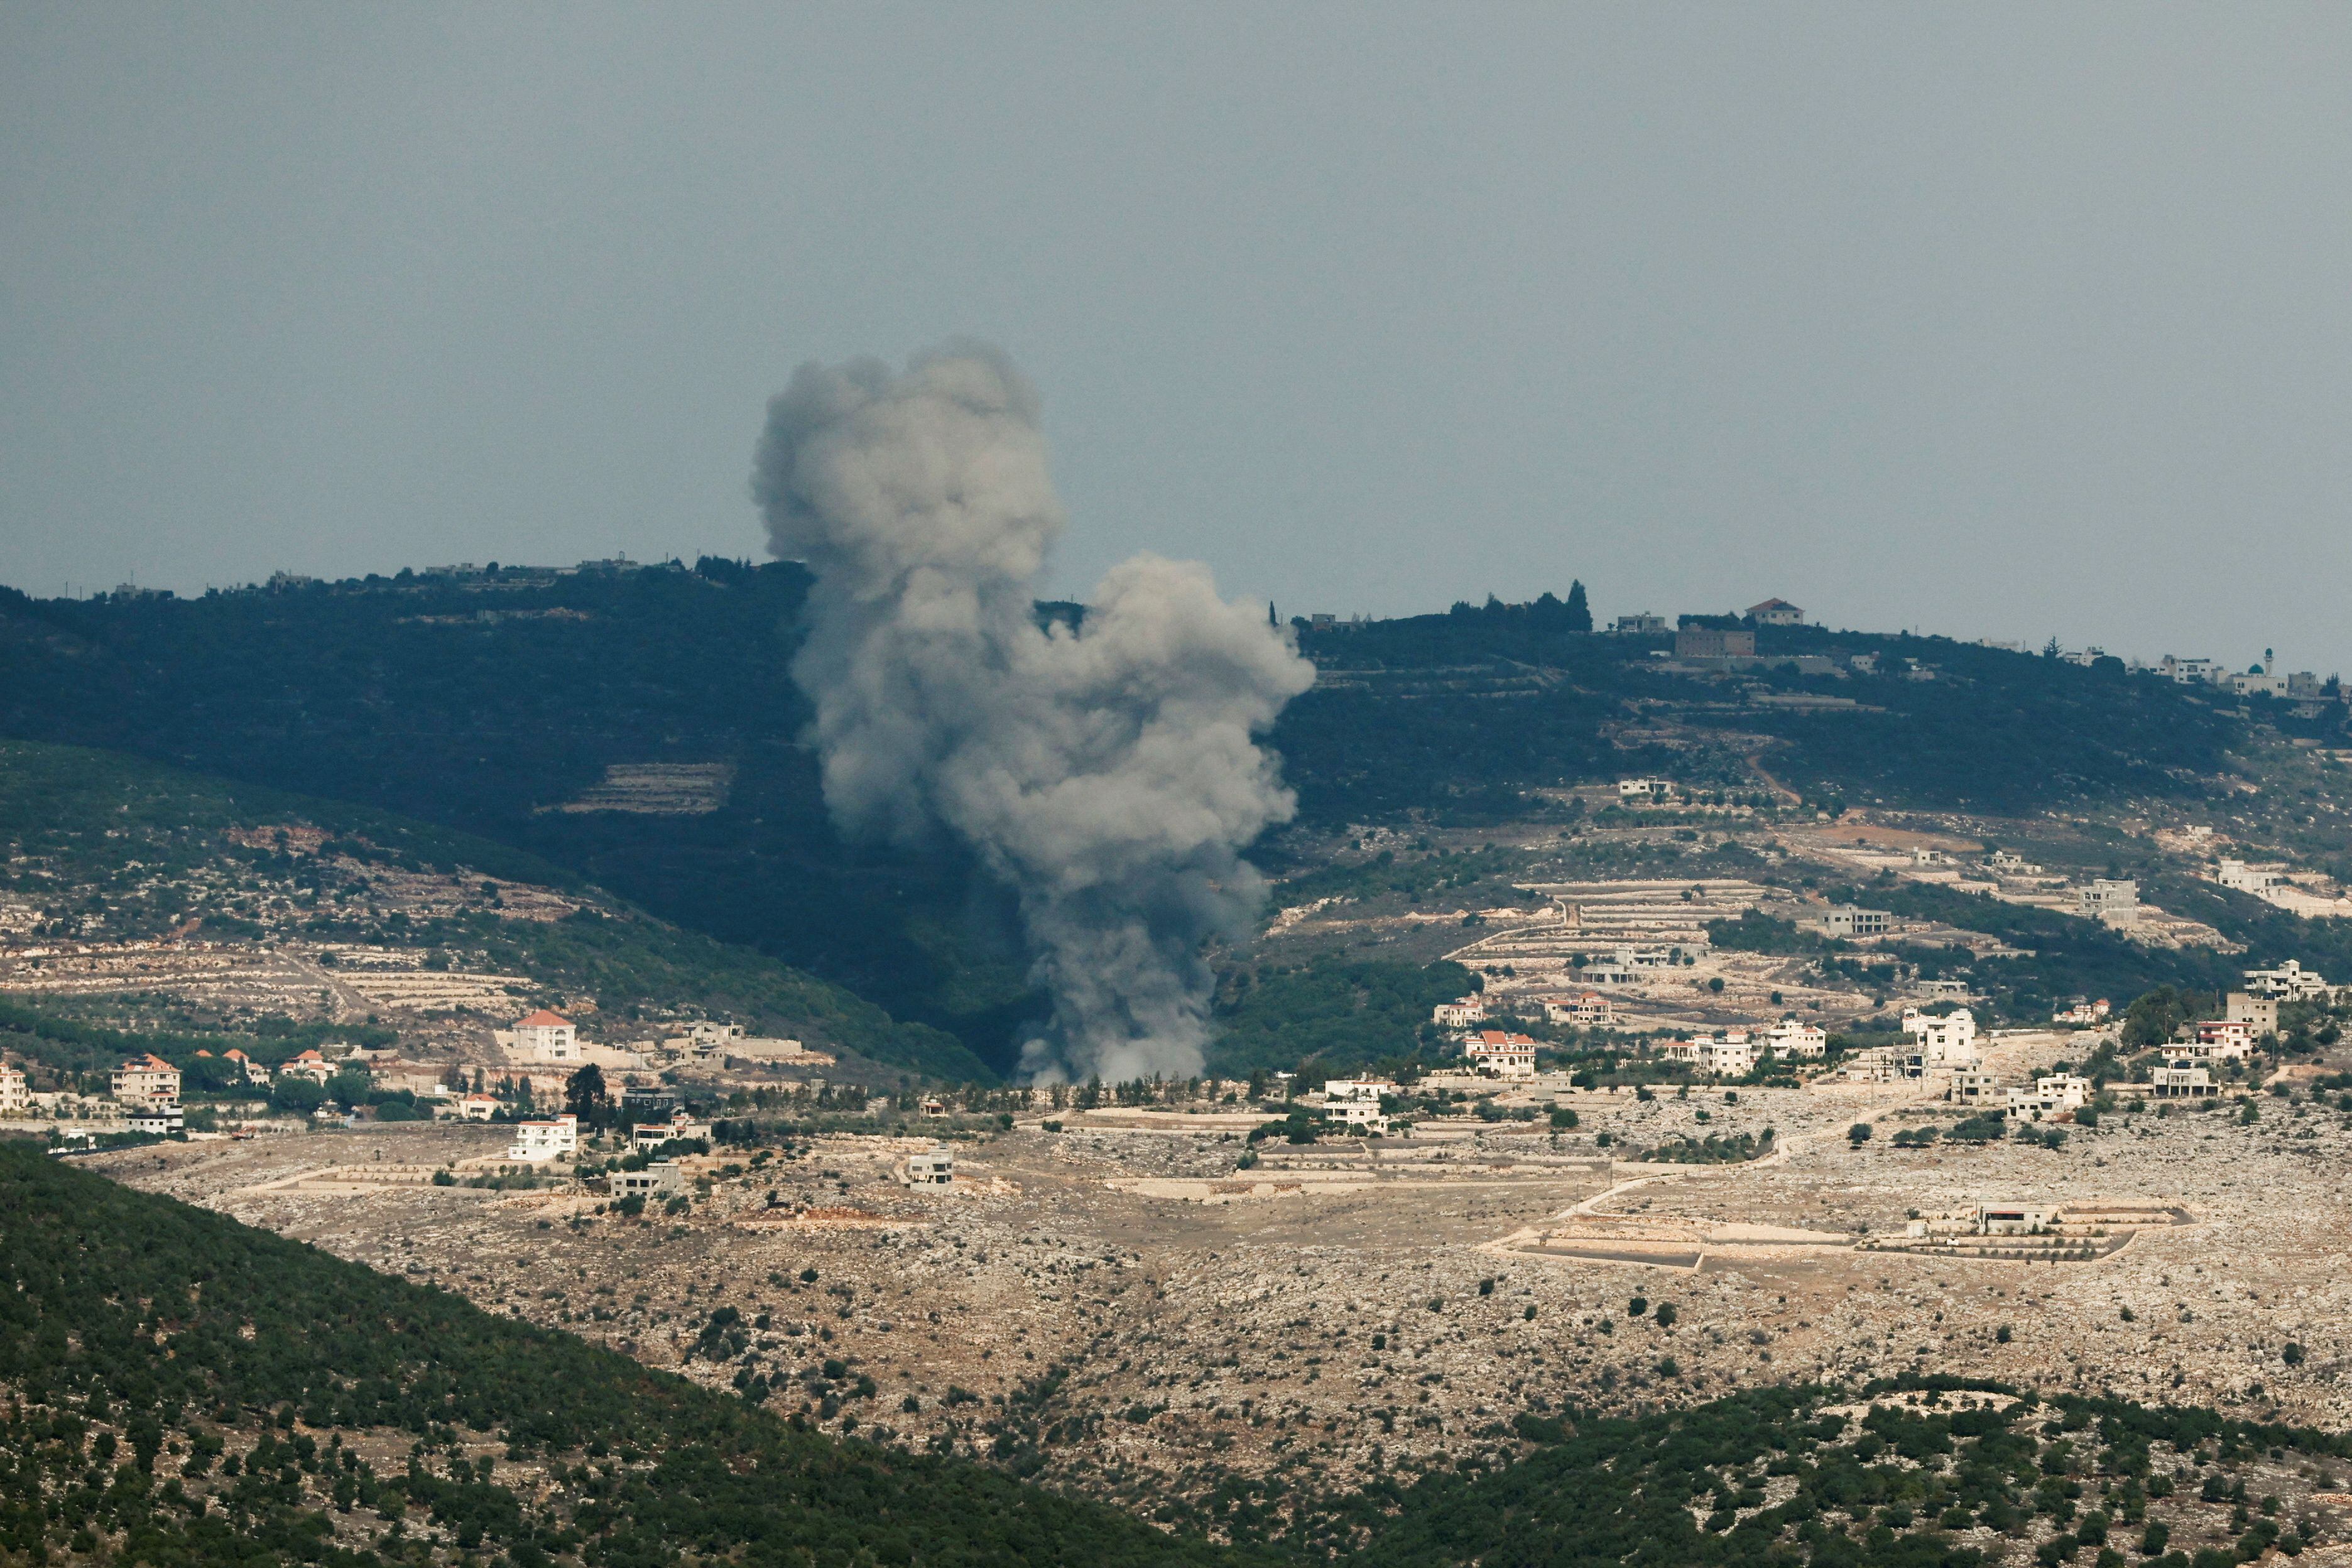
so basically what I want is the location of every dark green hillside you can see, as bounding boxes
[0,1141,1236,1568]
[0,572,2285,1068]
[0,739,983,1081]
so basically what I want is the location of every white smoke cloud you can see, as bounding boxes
[751,342,1314,1082]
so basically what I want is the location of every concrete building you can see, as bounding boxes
[512,1010,580,1063]
[612,1162,685,1199]
[1662,1032,1758,1077]
[2225,993,2279,1033]
[2218,859,2289,895]
[2007,1075,2090,1123]
[1948,1068,2001,1105]
[1616,778,1674,800]
[454,1093,501,1121]
[1763,1018,1827,1058]
[2077,879,2140,927]
[1675,626,1756,660]
[111,1054,180,1107]
[2244,959,2332,1000]
[0,1063,25,1116]
[506,1113,580,1163]
[906,1144,956,1185]
[2152,1062,2219,1099]
[1801,907,1890,939]
[128,1105,184,1136]
[1978,1202,2058,1236]
[1745,598,1805,626]
[1609,612,1668,635]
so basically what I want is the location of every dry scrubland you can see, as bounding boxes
[102,1047,2352,1518]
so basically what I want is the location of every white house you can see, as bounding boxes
[222,1048,273,1085]
[630,1110,713,1150]
[1617,778,1674,800]
[1464,1031,1538,1077]
[1610,613,1668,635]
[1432,996,1487,1029]
[2244,959,2331,1000]
[2152,1062,2218,1099]
[0,1063,24,1116]
[905,1144,956,1185]
[1978,1202,2058,1236]
[128,1105,185,1136]
[506,1113,580,1163]
[451,1092,501,1121]
[512,1010,580,1063]
[1322,1079,1394,1106]
[1763,1018,1827,1058]
[1902,1008,1979,1068]
[1662,1032,1758,1077]
[1745,598,1805,626]
[2007,1075,2090,1122]
[2052,998,2110,1026]
[276,1049,335,1085]
[2218,859,2289,895]
[111,1054,181,1107]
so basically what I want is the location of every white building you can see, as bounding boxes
[1432,996,1487,1029]
[276,1049,334,1085]
[611,1162,685,1199]
[1464,1031,1538,1077]
[2157,656,2226,685]
[1745,598,1805,626]
[2152,1062,2218,1099]
[1617,778,1674,800]
[1801,907,1890,939]
[111,1054,181,1107]
[1762,1018,1827,1058]
[2218,859,2289,895]
[2052,998,2110,1026]
[222,1048,272,1084]
[906,1144,956,1185]
[630,1111,712,1150]
[1609,613,1668,635]
[128,1105,184,1136]
[2244,959,2331,1000]
[1662,1032,1758,1077]
[505,1112,580,1163]
[1988,850,2045,876]
[512,1010,580,1063]
[0,1063,27,1116]
[2007,1075,2090,1123]
[2077,879,2140,927]
[1902,1008,1979,1068]
[1978,1202,2058,1235]
[454,1093,501,1121]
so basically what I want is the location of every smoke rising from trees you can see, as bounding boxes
[751,342,1313,1082]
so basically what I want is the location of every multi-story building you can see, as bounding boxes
[0,1062,27,1116]
[1464,1032,1538,1077]
[505,1112,580,1163]
[1763,1018,1827,1058]
[511,1010,580,1062]
[2008,1074,2091,1122]
[111,1054,180,1107]
[2077,879,2140,927]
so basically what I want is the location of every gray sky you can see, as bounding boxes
[5,5,2350,672]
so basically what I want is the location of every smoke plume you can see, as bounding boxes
[751,342,1314,1082]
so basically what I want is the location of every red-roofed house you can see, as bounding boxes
[513,1010,580,1063]
[277,1049,335,1085]
[222,1048,271,1085]
[1464,1031,1538,1078]
[111,1054,180,1106]
[1745,598,1805,626]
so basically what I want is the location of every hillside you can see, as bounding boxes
[0,738,986,1081]
[0,1140,1234,1567]
[4,570,2329,1071]
[17,1138,2352,1568]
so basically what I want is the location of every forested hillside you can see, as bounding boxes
[0,569,2295,1070]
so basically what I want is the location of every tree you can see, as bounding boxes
[565,1064,610,1126]
[1847,1122,1873,1146]
[271,1077,326,1114]
[1564,579,1591,633]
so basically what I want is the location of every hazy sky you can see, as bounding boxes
[6,6,2350,671]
